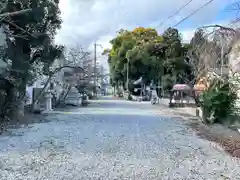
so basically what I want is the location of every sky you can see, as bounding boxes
[55,0,240,69]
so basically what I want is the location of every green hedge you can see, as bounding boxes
[200,78,237,124]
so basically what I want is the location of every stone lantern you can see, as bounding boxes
[45,89,53,111]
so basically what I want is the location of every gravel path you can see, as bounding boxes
[0,97,239,179]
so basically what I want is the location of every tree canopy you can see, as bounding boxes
[0,0,63,119]
[106,27,192,92]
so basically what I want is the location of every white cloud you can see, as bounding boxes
[181,29,195,43]
[55,0,236,67]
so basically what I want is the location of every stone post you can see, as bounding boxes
[45,90,53,111]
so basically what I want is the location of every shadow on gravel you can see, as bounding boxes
[0,113,52,135]
[188,121,240,158]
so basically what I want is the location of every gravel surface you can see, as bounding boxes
[0,97,240,180]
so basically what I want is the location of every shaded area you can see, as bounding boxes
[0,113,54,135]
[189,121,240,158]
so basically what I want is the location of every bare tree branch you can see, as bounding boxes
[198,25,237,33]
[2,18,37,39]
[32,45,91,107]
[0,9,32,18]
[187,23,240,85]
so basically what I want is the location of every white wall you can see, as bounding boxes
[0,27,5,46]
[0,27,7,71]
[229,39,240,107]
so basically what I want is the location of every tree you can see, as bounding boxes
[108,29,135,90]
[106,27,192,94]
[0,0,62,120]
[107,27,165,89]
[187,25,240,86]
[32,45,90,108]
[187,29,209,83]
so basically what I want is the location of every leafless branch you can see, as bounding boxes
[2,17,38,39]
[0,8,32,18]
[64,45,90,64]
[188,32,218,80]
[187,23,240,84]
[198,25,237,33]
[0,0,34,38]
[32,45,91,106]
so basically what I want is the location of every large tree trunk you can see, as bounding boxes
[113,85,116,96]
[6,82,27,121]
[0,75,26,122]
[3,39,31,121]
[0,79,13,121]
[3,86,23,121]
[116,81,119,94]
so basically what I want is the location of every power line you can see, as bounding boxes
[156,0,194,29]
[172,0,215,27]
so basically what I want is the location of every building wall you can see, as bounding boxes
[0,27,5,46]
[228,39,240,108]
[0,28,7,73]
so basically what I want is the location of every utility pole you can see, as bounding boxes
[93,42,103,97]
[100,66,104,95]
[126,58,129,92]
[93,42,97,96]
[220,34,224,77]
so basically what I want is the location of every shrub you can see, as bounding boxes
[200,77,237,124]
